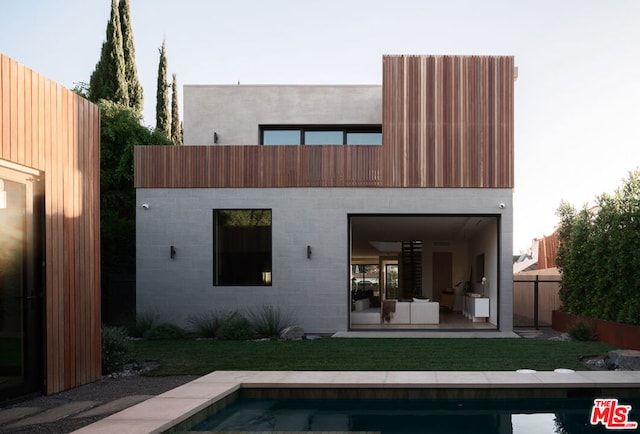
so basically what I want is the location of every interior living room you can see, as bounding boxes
[349,214,500,331]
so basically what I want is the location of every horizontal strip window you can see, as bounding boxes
[261,125,382,146]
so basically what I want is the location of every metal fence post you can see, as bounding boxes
[534,275,539,330]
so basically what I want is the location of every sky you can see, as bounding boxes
[1,0,639,253]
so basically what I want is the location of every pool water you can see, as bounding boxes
[190,397,640,433]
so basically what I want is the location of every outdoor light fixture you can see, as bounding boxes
[307,245,312,259]
[213,132,219,144]
[0,180,6,209]
[170,245,177,259]
[142,203,150,209]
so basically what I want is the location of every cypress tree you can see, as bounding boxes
[171,73,182,144]
[155,40,170,137]
[89,0,128,106]
[119,0,143,115]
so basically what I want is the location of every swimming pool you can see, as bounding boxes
[185,395,640,433]
[72,371,640,434]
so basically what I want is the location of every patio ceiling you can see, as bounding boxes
[351,215,495,257]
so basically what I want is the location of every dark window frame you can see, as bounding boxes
[260,125,382,146]
[213,209,272,287]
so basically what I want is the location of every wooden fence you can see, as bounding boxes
[513,269,561,327]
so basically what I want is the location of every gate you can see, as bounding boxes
[513,274,562,329]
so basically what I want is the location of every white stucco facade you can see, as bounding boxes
[183,85,382,145]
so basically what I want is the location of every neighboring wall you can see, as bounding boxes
[0,54,101,394]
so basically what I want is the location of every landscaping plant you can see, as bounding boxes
[556,170,640,325]
[247,305,296,339]
[101,326,130,375]
[216,314,254,341]
[187,310,235,338]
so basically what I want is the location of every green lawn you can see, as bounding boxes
[128,338,614,376]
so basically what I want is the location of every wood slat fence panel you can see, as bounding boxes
[0,53,101,395]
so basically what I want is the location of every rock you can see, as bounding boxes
[280,325,304,340]
[608,350,640,370]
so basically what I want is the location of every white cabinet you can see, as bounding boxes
[464,295,489,322]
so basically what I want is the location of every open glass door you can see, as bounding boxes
[0,161,44,402]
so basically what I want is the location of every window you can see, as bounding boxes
[304,130,343,145]
[213,209,272,286]
[263,130,301,145]
[261,125,381,145]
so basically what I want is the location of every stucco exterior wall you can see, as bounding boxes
[183,85,382,145]
[136,187,513,334]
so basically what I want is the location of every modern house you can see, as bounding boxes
[0,53,101,402]
[135,55,516,334]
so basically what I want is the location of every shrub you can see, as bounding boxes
[144,322,185,340]
[556,170,640,325]
[217,314,254,341]
[101,326,130,374]
[247,305,295,339]
[187,311,235,338]
[127,311,158,338]
[568,321,597,341]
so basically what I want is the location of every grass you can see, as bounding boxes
[128,338,615,376]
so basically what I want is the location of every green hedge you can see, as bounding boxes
[556,170,640,325]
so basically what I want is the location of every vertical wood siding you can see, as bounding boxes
[135,55,514,189]
[382,55,514,188]
[0,53,101,394]
[135,144,381,188]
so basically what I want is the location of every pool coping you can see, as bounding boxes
[71,370,640,434]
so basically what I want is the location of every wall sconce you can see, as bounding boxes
[262,271,272,284]
[307,245,312,259]
[213,132,219,144]
[0,180,6,209]
[170,245,177,259]
[141,203,150,209]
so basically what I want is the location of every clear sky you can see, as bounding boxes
[2,0,639,252]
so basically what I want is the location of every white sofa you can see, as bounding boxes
[388,300,439,325]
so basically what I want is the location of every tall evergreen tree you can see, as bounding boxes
[89,0,128,106]
[171,73,182,144]
[155,40,170,137]
[119,0,143,115]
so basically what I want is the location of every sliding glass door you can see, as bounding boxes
[0,162,44,402]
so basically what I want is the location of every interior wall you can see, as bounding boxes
[469,220,499,324]
[421,241,468,309]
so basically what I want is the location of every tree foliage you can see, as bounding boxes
[155,40,170,138]
[171,73,182,144]
[100,100,173,274]
[119,0,143,115]
[556,170,640,325]
[89,0,129,106]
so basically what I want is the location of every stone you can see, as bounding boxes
[608,349,640,370]
[280,325,304,340]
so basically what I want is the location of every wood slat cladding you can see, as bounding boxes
[0,53,101,394]
[135,55,513,189]
[382,55,514,188]
[135,145,382,188]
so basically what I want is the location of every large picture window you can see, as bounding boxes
[213,209,272,286]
